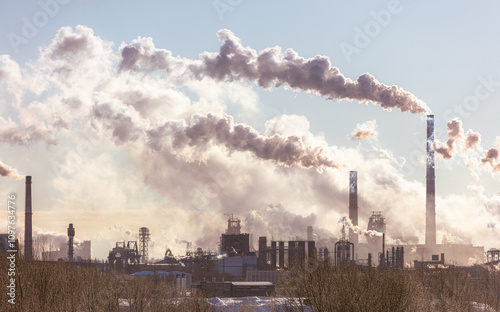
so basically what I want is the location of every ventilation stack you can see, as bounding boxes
[425,115,436,246]
[68,223,75,262]
[139,227,150,264]
[24,176,32,260]
[349,171,358,249]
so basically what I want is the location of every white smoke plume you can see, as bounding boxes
[0,159,22,179]
[434,119,463,160]
[146,113,344,170]
[351,120,377,141]
[0,55,23,110]
[33,227,71,251]
[340,216,383,238]
[118,29,429,115]
[464,129,481,151]
[433,118,500,173]
[481,148,500,172]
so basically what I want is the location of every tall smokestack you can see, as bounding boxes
[24,176,32,259]
[349,171,358,248]
[426,115,436,245]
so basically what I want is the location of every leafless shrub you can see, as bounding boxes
[277,260,500,312]
[1,255,499,311]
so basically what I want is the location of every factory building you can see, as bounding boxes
[212,215,257,278]
[220,215,250,256]
[257,228,316,270]
[192,281,274,298]
[42,240,91,262]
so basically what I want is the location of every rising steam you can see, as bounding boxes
[340,216,383,237]
[119,30,429,115]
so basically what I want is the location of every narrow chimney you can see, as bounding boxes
[349,171,358,248]
[68,223,75,262]
[25,176,32,259]
[307,226,313,241]
[426,115,436,245]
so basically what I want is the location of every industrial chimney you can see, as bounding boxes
[307,226,313,241]
[68,223,75,262]
[24,176,32,260]
[349,171,358,248]
[425,115,436,245]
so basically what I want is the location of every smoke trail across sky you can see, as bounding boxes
[118,29,430,115]
[146,113,344,170]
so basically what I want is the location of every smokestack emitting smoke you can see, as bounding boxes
[426,115,436,246]
[0,160,22,179]
[25,176,32,259]
[119,29,429,115]
[349,171,358,248]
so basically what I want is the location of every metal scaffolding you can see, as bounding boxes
[139,227,150,264]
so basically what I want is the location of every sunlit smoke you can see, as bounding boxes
[339,216,383,237]
[119,29,429,115]
[351,120,377,141]
[481,148,500,172]
[147,113,344,170]
[0,159,22,179]
[434,118,463,160]
[464,129,481,151]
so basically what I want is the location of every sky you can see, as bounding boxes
[0,1,499,261]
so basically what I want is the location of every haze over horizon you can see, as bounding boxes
[0,1,499,261]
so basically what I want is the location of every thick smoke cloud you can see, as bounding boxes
[481,148,500,171]
[433,118,499,173]
[146,113,343,170]
[119,30,429,115]
[434,119,463,159]
[351,120,377,141]
[0,159,22,179]
[341,216,383,237]
[0,55,23,110]
[464,129,481,151]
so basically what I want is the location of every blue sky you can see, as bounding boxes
[0,1,499,261]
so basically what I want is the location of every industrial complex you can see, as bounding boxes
[1,114,499,299]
